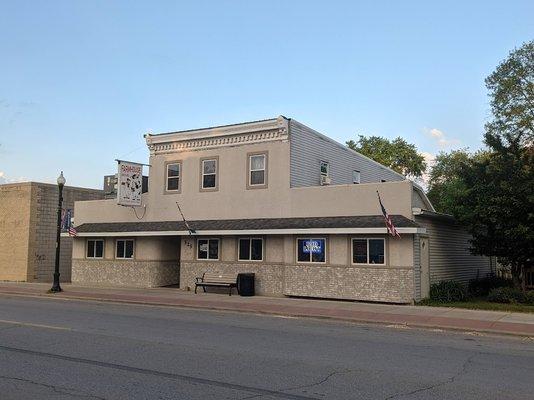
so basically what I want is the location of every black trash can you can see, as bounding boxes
[237,273,255,296]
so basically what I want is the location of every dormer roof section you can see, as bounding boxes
[145,116,289,155]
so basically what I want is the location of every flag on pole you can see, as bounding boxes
[377,191,400,238]
[61,209,77,236]
[176,202,196,235]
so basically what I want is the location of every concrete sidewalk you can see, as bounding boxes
[1,282,533,337]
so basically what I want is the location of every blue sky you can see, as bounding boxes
[1,0,532,188]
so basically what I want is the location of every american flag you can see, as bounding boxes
[61,209,77,237]
[377,191,400,238]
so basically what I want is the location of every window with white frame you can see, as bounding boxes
[166,162,181,191]
[352,170,360,184]
[238,238,263,261]
[352,238,385,264]
[249,154,266,186]
[297,238,326,263]
[320,161,329,177]
[197,238,219,260]
[116,239,134,259]
[86,239,104,258]
[201,159,217,189]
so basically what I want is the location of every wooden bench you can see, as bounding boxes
[195,272,238,296]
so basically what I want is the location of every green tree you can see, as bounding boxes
[484,40,533,149]
[426,149,471,215]
[447,41,534,288]
[346,135,427,177]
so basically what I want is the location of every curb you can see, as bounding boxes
[1,289,533,338]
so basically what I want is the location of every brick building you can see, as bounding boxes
[0,182,103,282]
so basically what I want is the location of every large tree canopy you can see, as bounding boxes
[442,41,534,288]
[485,40,533,150]
[346,135,427,177]
[426,150,487,215]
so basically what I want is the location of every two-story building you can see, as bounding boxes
[70,116,492,303]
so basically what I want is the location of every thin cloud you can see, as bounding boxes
[0,171,29,184]
[425,127,461,149]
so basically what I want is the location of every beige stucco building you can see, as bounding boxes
[0,182,103,282]
[70,116,492,303]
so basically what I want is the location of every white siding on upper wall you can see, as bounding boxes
[289,119,404,188]
[415,216,491,284]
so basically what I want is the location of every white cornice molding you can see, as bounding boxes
[145,116,289,155]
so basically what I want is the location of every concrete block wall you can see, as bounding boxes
[0,182,103,283]
[0,184,33,281]
[31,184,104,282]
[72,259,180,287]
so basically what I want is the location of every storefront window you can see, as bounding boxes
[352,238,385,265]
[239,238,263,261]
[86,239,104,258]
[116,239,134,259]
[297,238,326,263]
[197,238,219,260]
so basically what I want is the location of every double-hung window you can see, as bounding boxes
[166,162,181,191]
[86,239,104,258]
[197,238,219,260]
[297,238,326,263]
[201,158,218,190]
[320,161,329,177]
[352,238,385,265]
[352,170,360,184]
[116,239,134,259]
[238,238,263,261]
[248,153,267,187]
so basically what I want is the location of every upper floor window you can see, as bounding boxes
[201,158,218,190]
[116,239,134,259]
[297,238,326,263]
[197,238,219,260]
[248,153,267,188]
[238,238,263,261]
[166,162,181,192]
[320,161,329,177]
[352,238,385,265]
[86,239,104,259]
[352,170,360,184]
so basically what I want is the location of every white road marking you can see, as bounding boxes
[0,319,71,331]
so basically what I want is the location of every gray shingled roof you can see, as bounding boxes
[76,215,418,233]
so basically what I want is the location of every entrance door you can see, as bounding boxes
[420,237,430,299]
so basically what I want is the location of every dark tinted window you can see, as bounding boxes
[352,239,367,264]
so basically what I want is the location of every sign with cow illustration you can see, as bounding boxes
[117,160,143,206]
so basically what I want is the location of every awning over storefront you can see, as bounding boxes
[73,215,425,236]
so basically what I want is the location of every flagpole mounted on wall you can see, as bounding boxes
[377,190,401,238]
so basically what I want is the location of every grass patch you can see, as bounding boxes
[418,298,534,313]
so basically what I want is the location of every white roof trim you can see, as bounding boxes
[66,227,425,237]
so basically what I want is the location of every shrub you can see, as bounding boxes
[429,280,468,303]
[468,275,513,297]
[487,287,526,304]
[524,291,534,305]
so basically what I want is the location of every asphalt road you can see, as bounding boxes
[0,295,533,400]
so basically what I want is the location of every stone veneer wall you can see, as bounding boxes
[284,265,414,303]
[180,261,284,296]
[180,261,414,302]
[72,259,180,288]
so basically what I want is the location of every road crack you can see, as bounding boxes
[240,369,352,400]
[383,353,478,400]
[0,374,107,399]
